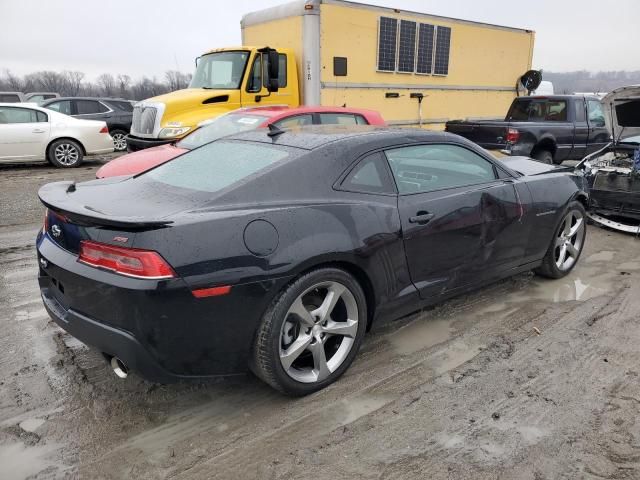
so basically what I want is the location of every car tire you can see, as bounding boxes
[110,129,128,152]
[251,267,368,396]
[47,139,84,168]
[532,149,554,165]
[534,201,587,279]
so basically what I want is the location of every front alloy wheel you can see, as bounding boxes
[252,268,367,395]
[554,209,585,271]
[110,130,128,151]
[534,201,587,279]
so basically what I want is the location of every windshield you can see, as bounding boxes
[146,140,294,193]
[177,113,266,149]
[189,51,249,89]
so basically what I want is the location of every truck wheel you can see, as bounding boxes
[532,149,554,164]
[109,129,128,152]
[48,139,84,168]
[251,268,367,396]
[534,201,586,279]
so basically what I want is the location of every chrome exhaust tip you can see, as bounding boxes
[110,356,128,379]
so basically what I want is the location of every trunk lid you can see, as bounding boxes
[498,156,565,176]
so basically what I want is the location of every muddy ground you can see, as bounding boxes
[1,157,640,480]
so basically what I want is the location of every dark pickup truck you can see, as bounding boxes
[445,95,611,164]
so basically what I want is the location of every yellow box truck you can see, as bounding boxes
[127,0,535,150]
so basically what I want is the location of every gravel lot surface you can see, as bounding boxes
[1,156,640,479]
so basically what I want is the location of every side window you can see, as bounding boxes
[276,53,287,88]
[0,107,43,124]
[385,144,497,194]
[341,153,396,194]
[544,100,567,121]
[318,113,368,126]
[46,100,72,115]
[587,100,605,126]
[575,100,586,122]
[75,100,108,115]
[0,94,22,102]
[272,114,313,129]
[246,56,262,93]
[36,111,48,122]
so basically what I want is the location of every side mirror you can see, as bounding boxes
[266,49,279,92]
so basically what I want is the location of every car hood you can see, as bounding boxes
[96,144,186,178]
[497,156,563,176]
[602,85,640,143]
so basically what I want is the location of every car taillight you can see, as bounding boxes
[99,126,109,133]
[506,128,520,143]
[78,240,175,279]
[43,208,49,233]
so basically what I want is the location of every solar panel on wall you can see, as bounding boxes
[377,17,398,71]
[434,26,451,75]
[397,20,417,72]
[416,23,435,74]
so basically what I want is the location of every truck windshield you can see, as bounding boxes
[189,51,249,90]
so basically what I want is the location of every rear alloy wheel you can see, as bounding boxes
[533,149,554,165]
[110,129,128,152]
[535,201,587,278]
[48,139,83,168]
[252,268,367,395]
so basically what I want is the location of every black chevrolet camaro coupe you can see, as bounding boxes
[37,127,589,395]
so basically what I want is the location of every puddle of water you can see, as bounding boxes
[329,395,393,428]
[585,251,615,263]
[0,443,59,480]
[389,319,454,355]
[618,261,640,271]
[19,418,45,433]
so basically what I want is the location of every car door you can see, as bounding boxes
[385,143,524,299]
[73,99,112,123]
[572,97,589,158]
[44,100,72,116]
[0,106,50,161]
[317,113,369,125]
[586,99,610,153]
[242,52,292,107]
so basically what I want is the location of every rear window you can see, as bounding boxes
[177,113,267,149]
[508,99,568,122]
[145,140,294,193]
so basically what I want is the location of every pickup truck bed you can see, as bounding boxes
[446,95,610,164]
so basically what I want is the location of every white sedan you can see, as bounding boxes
[0,103,114,167]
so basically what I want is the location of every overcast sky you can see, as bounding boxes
[0,0,638,80]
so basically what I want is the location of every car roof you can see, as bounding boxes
[226,125,452,150]
[232,105,383,119]
[41,97,129,103]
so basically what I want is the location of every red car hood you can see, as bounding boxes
[96,144,187,178]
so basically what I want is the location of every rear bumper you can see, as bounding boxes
[36,233,291,383]
[126,135,173,152]
[40,283,177,383]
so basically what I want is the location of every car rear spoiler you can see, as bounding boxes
[39,181,173,229]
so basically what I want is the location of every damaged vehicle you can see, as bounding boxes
[578,85,640,234]
[37,127,589,395]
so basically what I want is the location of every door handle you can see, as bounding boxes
[32,129,45,133]
[409,212,435,224]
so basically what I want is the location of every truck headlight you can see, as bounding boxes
[159,127,191,138]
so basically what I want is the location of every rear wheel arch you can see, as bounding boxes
[46,136,87,156]
[531,138,557,157]
[284,260,377,330]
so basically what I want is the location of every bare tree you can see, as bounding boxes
[63,71,84,96]
[117,74,131,99]
[165,70,191,91]
[97,73,117,97]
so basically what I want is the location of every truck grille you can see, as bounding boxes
[132,105,157,136]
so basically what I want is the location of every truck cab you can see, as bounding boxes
[127,47,299,151]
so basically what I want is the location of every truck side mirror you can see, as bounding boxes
[266,49,279,92]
